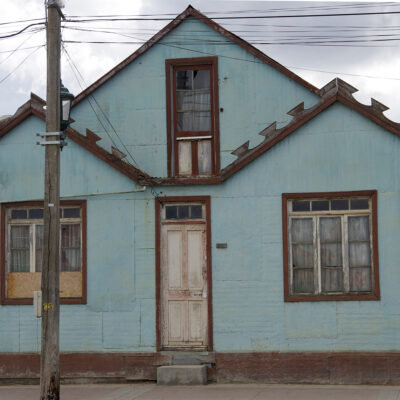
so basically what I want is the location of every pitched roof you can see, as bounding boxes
[72,5,318,106]
[220,78,400,181]
[0,93,151,184]
[2,78,400,187]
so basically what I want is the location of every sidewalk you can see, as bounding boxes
[1,383,400,400]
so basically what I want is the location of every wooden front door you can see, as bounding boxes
[160,202,209,350]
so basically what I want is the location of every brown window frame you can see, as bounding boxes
[282,190,380,302]
[166,57,220,177]
[1,200,87,305]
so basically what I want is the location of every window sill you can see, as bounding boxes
[1,297,86,306]
[285,293,380,302]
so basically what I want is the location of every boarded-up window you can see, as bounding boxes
[167,57,219,177]
[2,202,85,304]
[284,192,379,301]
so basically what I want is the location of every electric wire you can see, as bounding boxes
[67,3,398,18]
[60,26,400,80]
[0,17,45,27]
[0,44,45,55]
[0,45,44,85]
[0,30,41,66]
[62,45,161,197]
[0,22,45,39]
[65,9,400,24]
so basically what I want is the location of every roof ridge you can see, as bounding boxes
[72,6,318,106]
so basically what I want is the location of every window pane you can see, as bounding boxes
[349,242,371,267]
[177,91,193,111]
[198,140,212,175]
[61,224,81,247]
[29,209,43,219]
[292,201,310,212]
[61,249,81,272]
[348,216,369,241]
[293,268,314,293]
[177,112,193,131]
[312,200,329,211]
[193,70,210,89]
[178,141,192,175]
[11,225,29,248]
[350,267,372,291]
[322,267,343,292]
[291,218,313,242]
[193,91,210,111]
[350,199,369,210]
[10,225,30,272]
[165,206,178,219]
[178,206,189,219]
[320,217,341,242]
[176,70,192,90]
[11,250,30,272]
[61,224,81,272]
[190,205,202,219]
[292,244,314,267]
[321,243,342,267]
[193,111,211,131]
[11,209,27,219]
[331,199,349,210]
[35,225,43,272]
[63,208,80,219]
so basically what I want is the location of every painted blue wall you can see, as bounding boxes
[1,16,399,354]
[70,17,318,177]
[1,101,400,354]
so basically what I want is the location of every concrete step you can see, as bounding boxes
[163,351,214,365]
[157,365,207,385]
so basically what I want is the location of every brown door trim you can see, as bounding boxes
[155,196,213,351]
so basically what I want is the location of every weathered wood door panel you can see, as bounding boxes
[161,223,208,349]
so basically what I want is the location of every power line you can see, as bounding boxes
[0,22,45,39]
[62,45,143,170]
[0,17,44,27]
[62,45,161,196]
[63,39,400,47]
[67,3,398,18]
[0,44,45,55]
[152,42,400,82]
[64,9,400,24]
[0,30,41,66]
[0,45,44,85]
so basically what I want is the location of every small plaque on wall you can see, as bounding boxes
[216,243,227,249]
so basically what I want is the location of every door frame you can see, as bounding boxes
[155,196,213,351]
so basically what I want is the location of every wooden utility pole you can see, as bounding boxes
[40,1,61,399]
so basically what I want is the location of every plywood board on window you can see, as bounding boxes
[7,272,82,299]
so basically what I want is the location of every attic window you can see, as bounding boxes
[166,57,220,177]
[282,191,380,302]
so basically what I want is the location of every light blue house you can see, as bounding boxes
[1,6,400,384]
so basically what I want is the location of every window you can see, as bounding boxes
[1,201,86,304]
[166,57,220,177]
[164,204,204,220]
[282,191,379,301]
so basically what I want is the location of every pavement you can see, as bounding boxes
[1,383,400,400]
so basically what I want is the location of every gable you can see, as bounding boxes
[0,115,141,203]
[70,13,319,178]
[227,101,400,195]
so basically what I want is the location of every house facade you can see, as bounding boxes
[1,6,400,384]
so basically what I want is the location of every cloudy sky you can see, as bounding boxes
[1,0,400,122]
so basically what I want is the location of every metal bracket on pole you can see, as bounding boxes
[36,132,67,147]
[37,131,63,137]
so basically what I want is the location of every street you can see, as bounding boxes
[1,383,400,400]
